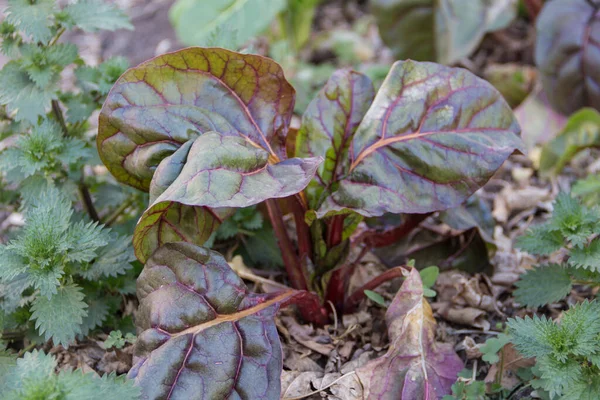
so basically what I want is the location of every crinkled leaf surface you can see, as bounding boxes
[98,47,295,191]
[317,60,523,218]
[535,0,600,115]
[372,0,516,64]
[134,132,320,262]
[356,268,463,399]
[295,69,375,209]
[540,108,600,176]
[129,242,295,400]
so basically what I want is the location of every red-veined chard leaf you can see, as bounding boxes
[134,132,320,262]
[295,69,375,209]
[97,48,320,262]
[356,267,463,399]
[316,60,523,218]
[129,242,295,400]
[371,0,516,65]
[97,47,296,192]
[535,0,600,115]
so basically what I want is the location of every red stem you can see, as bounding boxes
[355,213,431,248]
[523,0,543,20]
[324,245,369,312]
[288,195,313,261]
[326,215,345,248]
[344,266,407,313]
[282,290,329,326]
[265,199,308,291]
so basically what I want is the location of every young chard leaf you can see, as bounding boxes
[97,47,296,191]
[129,242,296,399]
[295,69,375,209]
[356,268,463,399]
[539,108,600,176]
[536,0,600,115]
[134,132,320,262]
[316,60,523,218]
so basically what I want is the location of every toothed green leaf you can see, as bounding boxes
[30,284,88,346]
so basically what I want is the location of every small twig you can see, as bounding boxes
[281,371,358,400]
[327,300,338,336]
[103,197,134,226]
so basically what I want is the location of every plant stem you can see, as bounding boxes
[103,197,134,226]
[355,213,431,248]
[49,27,66,46]
[79,178,100,222]
[287,195,312,260]
[324,245,369,312]
[52,99,100,222]
[344,266,406,312]
[265,199,308,291]
[326,215,345,248]
[51,99,68,136]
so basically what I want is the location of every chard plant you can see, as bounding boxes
[95,46,523,397]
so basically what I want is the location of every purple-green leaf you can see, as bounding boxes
[133,132,320,262]
[97,47,295,191]
[317,60,523,218]
[129,242,293,399]
[535,0,600,115]
[295,69,375,208]
[356,268,463,399]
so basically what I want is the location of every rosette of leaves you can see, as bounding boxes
[97,46,523,310]
[508,300,600,399]
[129,242,299,399]
[535,0,600,115]
[0,350,139,399]
[0,187,135,346]
[515,193,600,307]
[371,0,517,65]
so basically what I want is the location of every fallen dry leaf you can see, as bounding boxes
[356,268,463,399]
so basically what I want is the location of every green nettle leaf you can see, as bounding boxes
[5,0,55,44]
[0,61,55,123]
[514,264,573,307]
[316,60,523,218]
[569,240,600,271]
[508,301,600,399]
[295,69,375,209]
[129,242,296,399]
[1,350,140,399]
[30,284,88,346]
[169,0,286,49]
[61,0,133,32]
[535,0,600,115]
[371,0,516,64]
[539,109,600,176]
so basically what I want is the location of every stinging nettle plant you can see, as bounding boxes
[97,47,523,397]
